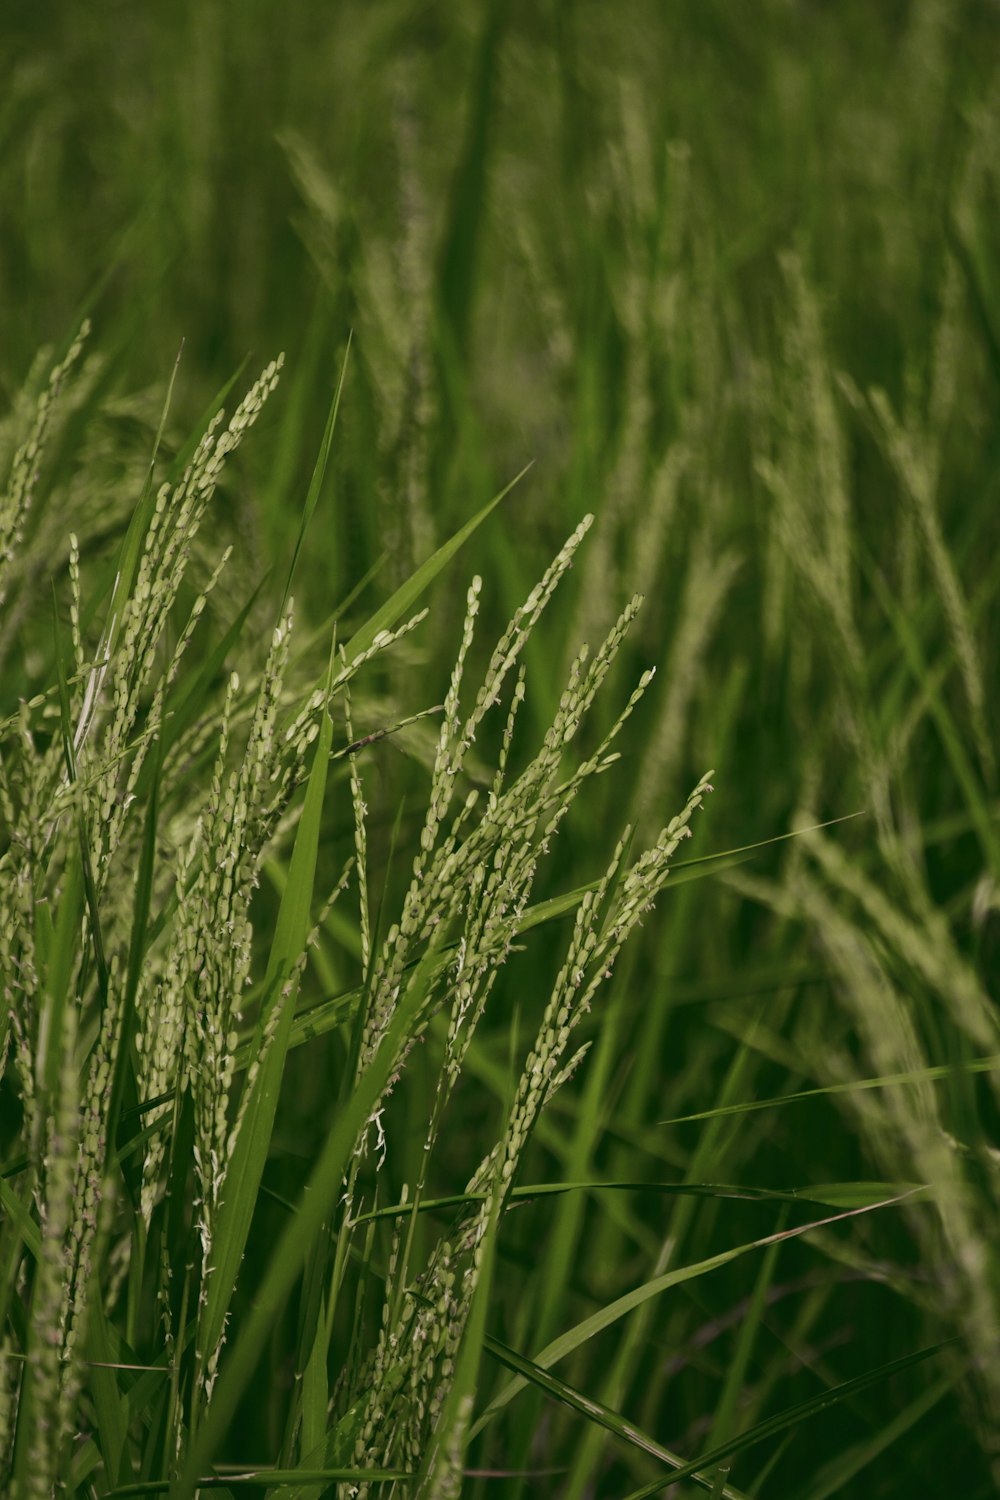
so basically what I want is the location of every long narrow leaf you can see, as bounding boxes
[279,336,351,614]
[620,1340,954,1499]
[660,1056,1000,1127]
[471,1194,918,1434]
[339,464,530,669]
[196,667,334,1376]
[174,930,454,1495]
[483,1333,751,1500]
[350,1178,917,1225]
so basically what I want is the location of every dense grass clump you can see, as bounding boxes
[2,3,1000,1497]
[0,337,718,1496]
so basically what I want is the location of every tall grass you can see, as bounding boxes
[0,338,720,1493]
[2,2,1000,1496]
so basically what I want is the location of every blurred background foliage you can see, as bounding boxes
[3,0,1000,1493]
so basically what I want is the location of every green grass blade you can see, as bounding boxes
[106,727,164,1183]
[518,814,867,935]
[112,1470,412,1496]
[803,1373,953,1500]
[351,1179,916,1224]
[472,1195,917,1434]
[279,335,351,615]
[91,342,184,685]
[196,666,334,1378]
[52,585,109,1001]
[706,1213,785,1452]
[37,845,82,1104]
[620,1340,955,1499]
[0,1176,42,1258]
[483,1332,752,1500]
[660,1056,1000,1126]
[174,935,452,1495]
[85,1291,134,1489]
[862,549,1000,875]
[437,0,504,355]
[339,464,531,669]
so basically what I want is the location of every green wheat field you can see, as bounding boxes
[2,4,999,1497]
